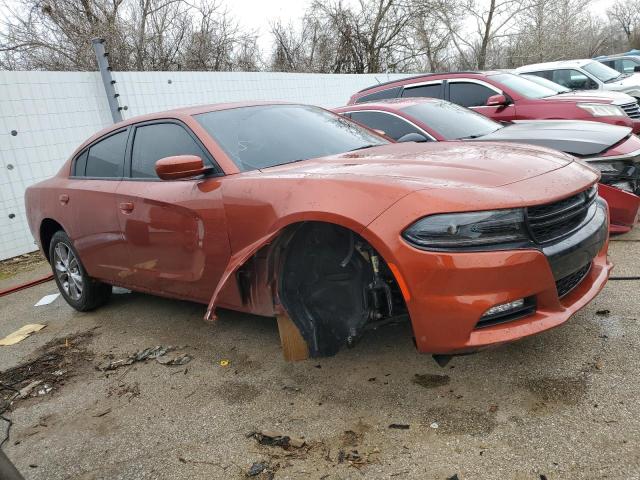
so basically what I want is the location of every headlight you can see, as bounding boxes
[402,209,529,249]
[577,103,625,117]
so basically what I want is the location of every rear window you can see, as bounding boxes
[401,101,501,140]
[85,130,128,178]
[355,87,401,103]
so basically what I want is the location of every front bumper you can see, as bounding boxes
[389,199,611,354]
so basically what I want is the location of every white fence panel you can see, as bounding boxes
[0,70,413,260]
[0,71,112,260]
[113,72,411,117]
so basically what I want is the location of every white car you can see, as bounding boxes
[515,59,640,101]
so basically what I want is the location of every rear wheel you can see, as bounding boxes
[49,230,111,311]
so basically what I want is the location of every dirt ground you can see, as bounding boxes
[0,230,639,480]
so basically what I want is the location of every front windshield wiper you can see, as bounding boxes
[347,144,384,152]
[458,133,486,140]
[605,73,628,83]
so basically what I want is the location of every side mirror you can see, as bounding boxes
[397,132,428,143]
[155,155,211,180]
[634,65,640,72]
[486,94,508,107]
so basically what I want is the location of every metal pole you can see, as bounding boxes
[92,38,123,123]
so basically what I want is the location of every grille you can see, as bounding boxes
[620,101,640,119]
[526,186,597,244]
[555,262,592,298]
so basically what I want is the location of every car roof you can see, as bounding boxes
[75,101,297,153]
[516,59,594,71]
[597,54,640,60]
[355,70,506,95]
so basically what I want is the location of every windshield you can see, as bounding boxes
[195,104,387,171]
[490,73,557,98]
[583,61,621,83]
[401,100,502,140]
[520,74,571,93]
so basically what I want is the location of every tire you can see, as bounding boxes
[48,230,111,311]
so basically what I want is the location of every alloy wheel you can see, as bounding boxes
[54,242,83,300]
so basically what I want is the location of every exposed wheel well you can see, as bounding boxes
[40,219,64,261]
[277,221,407,357]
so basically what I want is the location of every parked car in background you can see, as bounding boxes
[515,60,640,101]
[335,97,640,233]
[25,102,611,360]
[520,73,640,105]
[595,54,640,74]
[348,71,640,133]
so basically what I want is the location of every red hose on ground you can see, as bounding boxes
[0,273,54,297]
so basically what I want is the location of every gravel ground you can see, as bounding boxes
[0,230,639,480]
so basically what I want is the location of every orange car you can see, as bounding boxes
[25,102,611,361]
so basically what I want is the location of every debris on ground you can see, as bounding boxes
[596,309,611,316]
[430,422,439,429]
[97,346,192,371]
[34,293,59,307]
[447,475,460,480]
[0,251,46,280]
[156,353,192,366]
[219,359,230,367]
[249,430,306,449]
[247,461,269,476]
[0,330,94,405]
[0,324,47,346]
[412,373,450,389]
[388,423,410,430]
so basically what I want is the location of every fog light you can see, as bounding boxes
[482,298,525,318]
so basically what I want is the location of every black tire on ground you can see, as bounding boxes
[48,230,111,311]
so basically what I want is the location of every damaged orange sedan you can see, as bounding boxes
[25,102,612,361]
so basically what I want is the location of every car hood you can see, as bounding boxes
[602,74,640,93]
[476,120,631,156]
[260,142,573,190]
[551,90,636,104]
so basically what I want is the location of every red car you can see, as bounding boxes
[335,98,640,233]
[348,71,640,133]
[25,102,611,362]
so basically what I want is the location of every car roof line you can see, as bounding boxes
[356,71,483,93]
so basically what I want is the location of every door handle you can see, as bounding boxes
[59,194,69,205]
[119,201,134,213]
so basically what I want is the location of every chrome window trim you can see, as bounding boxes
[401,79,443,89]
[341,109,437,141]
[447,78,503,95]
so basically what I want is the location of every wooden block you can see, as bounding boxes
[276,313,309,362]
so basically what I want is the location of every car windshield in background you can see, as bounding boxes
[583,61,622,83]
[490,73,558,99]
[195,104,388,171]
[521,74,571,93]
[401,100,502,140]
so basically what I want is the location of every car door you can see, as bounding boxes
[115,120,231,303]
[349,110,432,141]
[66,128,132,282]
[447,79,516,121]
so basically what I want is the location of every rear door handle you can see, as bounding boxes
[59,194,69,205]
[119,201,134,213]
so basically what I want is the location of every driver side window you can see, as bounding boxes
[551,69,598,90]
[131,123,209,179]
